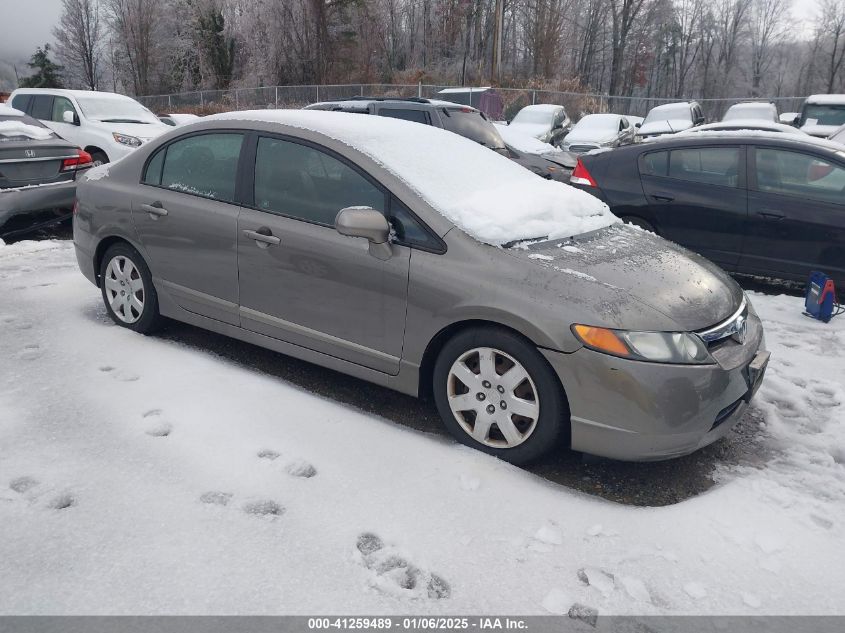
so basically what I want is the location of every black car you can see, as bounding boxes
[0,105,92,238]
[304,97,572,182]
[570,134,845,287]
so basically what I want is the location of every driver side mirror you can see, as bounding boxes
[792,115,800,127]
[635,122,642,128]
[335,206,392,260]
[62,110,79,125]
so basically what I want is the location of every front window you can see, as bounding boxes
[755,148,845,204]
[51,97,76,123]
[75,96,160,124]
[800,103,845,127]
[512,107,557,126]
[644,104,692,124]
[571,115,619,134]
[668,147,741,187]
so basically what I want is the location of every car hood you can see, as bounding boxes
[637,119,693,136]
[88,119,170,142]
[503,224,743,332]
[800,123,840,138]
[565,129,617,144]
[508,122,550,139]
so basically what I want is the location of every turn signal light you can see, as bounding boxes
[571,325,631,357]
[62,149,94,172]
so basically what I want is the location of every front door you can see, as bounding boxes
[132,131,245,324]
[237,135,410,374]
[742,145,845,283]
[638,145,747,269]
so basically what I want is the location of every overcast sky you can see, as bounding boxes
[0,0,826,75]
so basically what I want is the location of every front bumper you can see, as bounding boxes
[542,314,768,461]
[0,180,77,233]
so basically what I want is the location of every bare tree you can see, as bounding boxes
[53,0,103,90]
[748,0,789,97]
[816,0,845,92]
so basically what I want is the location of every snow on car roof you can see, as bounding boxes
[680,120,799,134]
[438,87,491,94]
[517,104,564,113]
[11,88,136,101]
[212,109,617,245]
[805,94,845,105]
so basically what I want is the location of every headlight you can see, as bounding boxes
[113,132,142,147]
[572,324,714,364]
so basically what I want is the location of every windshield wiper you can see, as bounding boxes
[99,118,148,124]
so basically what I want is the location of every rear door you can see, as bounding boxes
[638,145,747,269]
[741,145,845,283]
[132,131,245,325]
[236,134,410,374]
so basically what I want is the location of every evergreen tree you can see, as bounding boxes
[19,45,65,88]
[196,6,235,90]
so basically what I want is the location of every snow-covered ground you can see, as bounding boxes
[0,239,843,615]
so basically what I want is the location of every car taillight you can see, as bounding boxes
[570,158,597,187]
[62,149,94,172]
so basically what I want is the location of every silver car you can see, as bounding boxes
[562,113,636,154]
[72,111,769,464]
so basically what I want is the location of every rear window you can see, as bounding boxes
[440,109,505,149]
[378,109,430,125]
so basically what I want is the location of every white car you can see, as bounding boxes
[637,101,705,138]
[828,123,845,145]
[779,112,800,125]
[7,88,170,164]
[561,113,636,153]
[507,104,571,147]
[797,94,845,138]
[722,102,777,122]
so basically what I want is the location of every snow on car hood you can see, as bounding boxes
[0,120,55,141]
[564,128,618,144]
[88,119,170,142]
[506,224,743,331]
[506,122,550,139]
[637,119,693,136]
[212,110,618,246]
[494,123,559,155]
[800,123,841,138]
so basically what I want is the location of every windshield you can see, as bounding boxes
[723,104,774,121]
[76,96,160,124]
[512,107,558,126]
[644,104,691,124]
[440,108,506,150]
[800,104,845,127]
[572,114,619,133]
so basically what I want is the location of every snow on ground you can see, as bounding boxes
[0,240,844,615]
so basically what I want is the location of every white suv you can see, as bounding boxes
[7,88,170,164]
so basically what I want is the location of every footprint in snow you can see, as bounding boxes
[48,492,76,510]
[17,344,43,361]
[200,491,233,506]
[99,365,140,382]
[257,449,280,461]
[9,476,39,494]
[243,499,285,518]
[355,532,450,599]
[285,460,317,478]
[141,409,172,437]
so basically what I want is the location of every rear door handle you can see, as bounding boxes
[650,192,674,202]
[243,228,281,247]
[140,202,168,219]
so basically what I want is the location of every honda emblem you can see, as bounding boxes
[24,149,35,158]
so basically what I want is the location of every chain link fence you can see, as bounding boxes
[136,84,807,122]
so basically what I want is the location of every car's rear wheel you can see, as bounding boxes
[432,327,569,464]
[621,215,656,233]
[99,243,162,334]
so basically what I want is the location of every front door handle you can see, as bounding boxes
[140,202,168,219]
[758,209,785,221]
[650,192,675,202]
[243,228,281,247]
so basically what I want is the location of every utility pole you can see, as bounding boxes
[490,0,504,83]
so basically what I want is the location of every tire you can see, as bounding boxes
[90,151,109,166]
[99,242,163,334]
[621,215,656,233]
[432,327,569,465]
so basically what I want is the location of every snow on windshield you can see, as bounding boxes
[644,104,691,123]
[494,123,560,155]
[76,95,160,123]
[572,114,619,132]
[723,103,774,121]
[511,105,559,126]
[214,110,617,245]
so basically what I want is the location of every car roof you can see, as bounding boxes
[649,101,697,112]
[517,104,564,112]
[303,96,476,111]
[682,120,797,134]
[11,88,136,101]
[604,131,845,157]
[805,94,845,105]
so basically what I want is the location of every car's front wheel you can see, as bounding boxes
[432,327,569,464]
[99,243,162,334]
